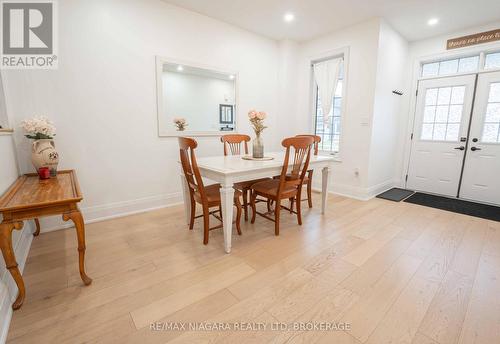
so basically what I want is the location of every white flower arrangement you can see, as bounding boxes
[173,117,187,131]
[247,109,267,136]
[20,116,56,140]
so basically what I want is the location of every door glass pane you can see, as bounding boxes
[424,106,436,122]
[458,56,479,72]
[485,52,500,69]
[448,105,462,122]
[437,87,452,105]
[446,124,460,141]
[421,124,434,140]
[435,105,449,122]
[450,86,465,104]
[489,83,500,102]
[481,82,500,143]
[482,123,499,142]
[439,59,459,75]
[485,103,500,123]
[422,63,439,77]
[421,86,464,141]
[425,88,438,105]
[433,124,447,140]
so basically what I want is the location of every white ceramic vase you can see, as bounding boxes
[32,139,59,176]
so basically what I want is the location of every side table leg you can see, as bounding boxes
[33,218,41,236]
[62,210,92,285]
[0,221,25,310]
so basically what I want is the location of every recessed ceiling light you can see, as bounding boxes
[284,13,295,22]
[177,65,184,71]
[229,75,235,80]
[427,18,439,26]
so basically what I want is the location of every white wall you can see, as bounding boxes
[368,20,409,190]
[3,0,280,231]
[296,19,383,198]
[276,40,300,141]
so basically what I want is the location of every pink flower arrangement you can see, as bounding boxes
[248,110,267,135]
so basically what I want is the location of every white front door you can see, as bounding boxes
[460,71,500,205]
[407,75,476,197]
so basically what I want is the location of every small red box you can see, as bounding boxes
[38,167,50,180]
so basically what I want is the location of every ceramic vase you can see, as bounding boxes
[32,139,59,177]
[252,134,264,158]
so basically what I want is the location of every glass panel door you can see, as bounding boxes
[460,71,500,205]
[407,75,476,197]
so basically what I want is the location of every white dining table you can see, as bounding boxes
[180,151,335,253]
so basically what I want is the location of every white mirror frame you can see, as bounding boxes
[155,56,239,137]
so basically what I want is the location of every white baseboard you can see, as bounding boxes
[38,192,183,233]
[0,222,34,344]
[365,179,400,200]
[313,179,399,201]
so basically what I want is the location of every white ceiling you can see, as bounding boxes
[162,0,500,42]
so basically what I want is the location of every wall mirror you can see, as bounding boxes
[156,57,237,136]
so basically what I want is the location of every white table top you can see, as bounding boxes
[196,151,334,176]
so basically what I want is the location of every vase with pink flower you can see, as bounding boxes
[248,110,267,158]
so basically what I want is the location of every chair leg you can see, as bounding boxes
[296,191,303,226]
[234,198,242,236]
[202,205,210,245]
[250,191,257,224]
[274,199,281,236]
[242,188,249,221]
[189,198,196,230]
[307,175,313,208]
[289,197,294,214]
[267,199,272,213]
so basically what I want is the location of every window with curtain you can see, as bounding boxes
[313,58,344,154]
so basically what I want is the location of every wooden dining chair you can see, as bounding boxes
[179,137,242,245]
[220,134,270,221]
[250,136,314,235]
[295,134,321,209]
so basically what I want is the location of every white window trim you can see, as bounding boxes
[308,46,349,160]
[419,47,500,81]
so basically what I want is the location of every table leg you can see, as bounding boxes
[181,173,191,226]
[33,218,41,236]
[62,210,92,286]
[0,221,25,310]
[321,166,331,214]
[220,182,235,254]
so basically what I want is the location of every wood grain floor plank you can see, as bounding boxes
[418,270,474,344]
[7,197,499,344]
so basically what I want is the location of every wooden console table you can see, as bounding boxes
[0,170,92,310]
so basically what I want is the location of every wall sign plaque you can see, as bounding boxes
[447,29,500,49]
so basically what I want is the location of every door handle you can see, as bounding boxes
[471,147,482,151]
[454,146,465,150]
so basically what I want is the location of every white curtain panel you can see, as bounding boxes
[313,58,342,125]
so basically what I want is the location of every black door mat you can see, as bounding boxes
[404,192,500,222]
[376,188,415,202]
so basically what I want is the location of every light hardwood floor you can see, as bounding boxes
[7,194,500,343]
